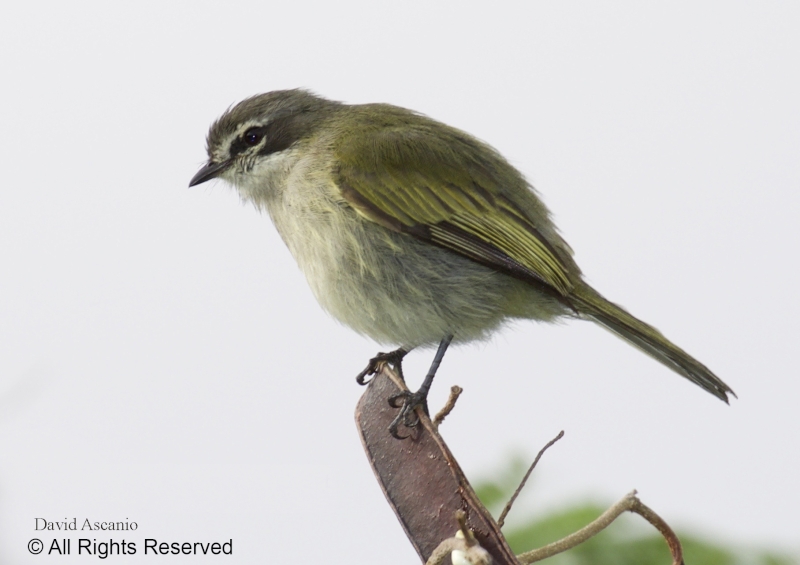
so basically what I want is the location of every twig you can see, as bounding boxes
[515,490,684,565]
[455,510,476,546]
[433,386,463,428]
[630,497,684,565]
[497,431,565,528]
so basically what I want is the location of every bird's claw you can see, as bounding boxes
[356,348,408,385]
[387,390,428,439]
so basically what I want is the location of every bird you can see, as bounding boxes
[190,89,734,437]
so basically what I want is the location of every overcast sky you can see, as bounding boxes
[1,2,798,563]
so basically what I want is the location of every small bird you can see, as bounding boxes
[190,90,734,436]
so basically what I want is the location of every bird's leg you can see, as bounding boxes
[356,346,410,385]
[388,334,453,439]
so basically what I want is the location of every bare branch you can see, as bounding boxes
[629,497,684,565]
[357,365,684,565]
[515,490,684,565]
[356,367,519,564]
[497,431,565,528]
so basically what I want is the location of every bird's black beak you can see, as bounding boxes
[189,160,232,187]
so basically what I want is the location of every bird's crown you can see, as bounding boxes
[205,89,337,164]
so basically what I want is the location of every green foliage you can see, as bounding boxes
[473,461,797,565]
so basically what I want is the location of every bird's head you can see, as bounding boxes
[189,89,338,189]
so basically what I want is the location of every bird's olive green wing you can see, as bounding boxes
[333,118,575,298]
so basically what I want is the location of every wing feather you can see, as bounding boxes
[333,115,576,297]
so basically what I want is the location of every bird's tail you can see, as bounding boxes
[571,284,735,402]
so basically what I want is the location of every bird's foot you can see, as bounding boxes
[356,347,409,385]
[387,388,428,439]
[386,334,454,439]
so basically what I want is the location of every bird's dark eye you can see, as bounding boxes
[244,128,263,146]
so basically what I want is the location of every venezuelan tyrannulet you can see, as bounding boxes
[190,90,734,430]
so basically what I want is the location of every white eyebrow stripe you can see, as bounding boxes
[212,120,267,162]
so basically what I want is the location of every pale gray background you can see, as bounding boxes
[1,2,798,563]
